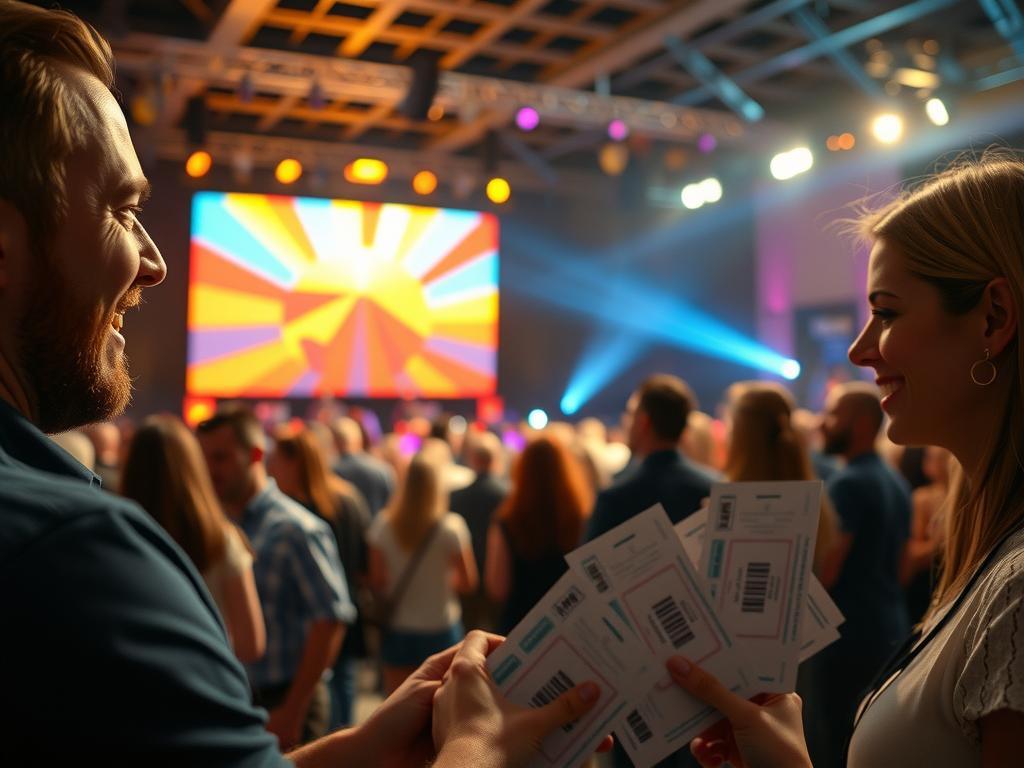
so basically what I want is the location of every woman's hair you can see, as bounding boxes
[724,384,837,570]
[121,414,228,573]
[0,2,113,250]
[858,151,1024,618]
[497,436,593,558]
[386,452,446,552]
[271,424,356,525]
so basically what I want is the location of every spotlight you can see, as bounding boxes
[607,119,629,142]
[527,409,549,430]
[697,133,717,154]
[486,177,511,204]
[770,146,813,181]
[427,103,445,121]
[412,170,438,195]
[871,113,903,144]
[516,107,540,132]
[275,158,303,184]
[838,132,856,150]
[925,98,949,126]
[598,143,629,176]
[826,135,841,152]
[699,177,722,203]
[681,183,704,210]
[344,158,388,184]
[185,150,212,179]
[781,359,801,380]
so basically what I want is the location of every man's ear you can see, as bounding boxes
[0,199,30,291]
[982,277,1018,358]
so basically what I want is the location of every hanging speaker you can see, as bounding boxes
[399,52,439,120]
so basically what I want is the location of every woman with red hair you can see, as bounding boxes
[485,435,593,633]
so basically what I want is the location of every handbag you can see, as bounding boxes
[362,521,441,631]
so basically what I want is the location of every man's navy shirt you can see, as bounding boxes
[0,400,287,765]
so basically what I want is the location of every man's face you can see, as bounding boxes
[197,424,253,506]
[821,394,853,456]
[10,68,165,433]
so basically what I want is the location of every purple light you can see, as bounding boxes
[697,133,717,154]
[516,107,540,132]
[398,433,422,456]
[607,119,629,142]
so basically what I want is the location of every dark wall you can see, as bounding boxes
[126,159,757,425]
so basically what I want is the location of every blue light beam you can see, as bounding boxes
[561,331,648,415]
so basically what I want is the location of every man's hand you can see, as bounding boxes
[431,630,604,768]
[266,703,304,752]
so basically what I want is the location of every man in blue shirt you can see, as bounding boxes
[197,406,353,750]
[0,3,601,763]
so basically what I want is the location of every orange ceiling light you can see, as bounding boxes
[275,158,303,184]
[486,177,511,204]
[344,158,388,185]
[185,150,212,178]
[412,170,438,195]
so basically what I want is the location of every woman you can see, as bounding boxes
[669,155,1024,767]
[367,451,477,694]
[266,424,371,728]
[723,383,838,576]
[485,435,593,634]
[121,414,265,663]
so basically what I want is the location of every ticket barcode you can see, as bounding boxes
[741,562,771,613]
[585,559,610,593]
[626,708,653,744]
[716,498,735,530]
[652,595,695,648]
[529,670,577,732]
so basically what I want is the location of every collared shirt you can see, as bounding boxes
[0,399,287,765]
[241,479,355,689]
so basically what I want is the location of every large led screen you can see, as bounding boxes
[186,192,499,399]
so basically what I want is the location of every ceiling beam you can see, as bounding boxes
[790,7,885,98]
[439,0,550,71]
[340,0,410,58]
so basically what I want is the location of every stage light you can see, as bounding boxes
[561,332,645,415]
[527,409,549,430]
[598,143,629,176]
[275,158,302,184]
[681,183,704,210]
[427,103,445,121]
[516,107,540,131]
[697,133,717,154]
[412,170,438,195]
[699,177,722,203]
[607,119,629,142]
[344,158,388,185]
[185,150,212,178]
[826,135,841,152]
[781,360,802,380]
[838,132,856,150]
[925,98,949,126]
[486,177,511,204]
[871,113,903,144]
[770,147,813,181]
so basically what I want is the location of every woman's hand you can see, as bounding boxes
[666,656,813,768]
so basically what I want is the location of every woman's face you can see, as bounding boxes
[848,239,981,450]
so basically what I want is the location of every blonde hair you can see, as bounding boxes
[725,383,838,572]
[0,2,113,247]
[858,151,1024,620]
[386,452,446,552]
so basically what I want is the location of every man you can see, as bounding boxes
[809,381,911,768]
[586,374,720,540]
[332,415,395,515]
[450,430,508,631]
[196,405,352,749]
[0,3,598,763]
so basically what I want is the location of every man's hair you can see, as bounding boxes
[635,374,695,442]
[0,1,113,248]
[195,405,266,452]
[835,382,884,436]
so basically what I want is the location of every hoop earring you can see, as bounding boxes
[971,349,997,386]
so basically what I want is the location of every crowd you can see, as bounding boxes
[3,2,1024,767]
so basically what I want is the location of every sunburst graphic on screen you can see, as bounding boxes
[186,192,499,398]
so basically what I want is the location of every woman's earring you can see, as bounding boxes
[970,349,997,386]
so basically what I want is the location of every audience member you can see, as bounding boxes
[81,420,121,488]
[450,430,509,632]
[680,410,716,470]
[0,5,606,764]
[486,435,592,633]
[368,452,478,693]
[792,406,840,481]
[587,374,719,539]
[267,424,372,729]
[122,414,265,663]
[421,435,475,493]
[197,407,353,749]
[50,429,95,470]
[900,444,951,623]
[332,416,395,515]
[811,382,912,767]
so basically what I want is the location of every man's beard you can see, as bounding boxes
[18,256,138,434]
